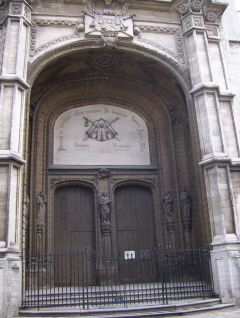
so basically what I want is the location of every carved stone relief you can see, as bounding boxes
[84,117,119,141]
[54,104,150,166]
[30,19,81,56]
[135,24,185,65]
[97,168,111,179]
[84,7,135,47]
[92,52,119,70]
[178,1,189,17]
[190,0,202,13]
[206,26,218,38]
[12,4,21,15]
[204,10,217,23]
[194,17,202,27]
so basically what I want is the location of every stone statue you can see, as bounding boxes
[36,192,47,232]
[163,191,175,233]
[180,187,191,218]
[180,187,192,232]
[163,191,173,221]
[99,192,111,223]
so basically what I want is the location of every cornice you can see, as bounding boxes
[0,75,30,89]
[0,0,35,5]
[0,152,26,165]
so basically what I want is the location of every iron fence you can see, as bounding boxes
[21,246,214,309]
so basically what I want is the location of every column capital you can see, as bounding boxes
[176,0,228,25]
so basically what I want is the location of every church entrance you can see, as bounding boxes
[22,46,213,308]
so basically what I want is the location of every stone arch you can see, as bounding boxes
[25,40,208,254]
[27,41,192,97]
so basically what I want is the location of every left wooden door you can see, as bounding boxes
[54,186,95,286]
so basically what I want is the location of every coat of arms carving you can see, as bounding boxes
[83,7,134,47]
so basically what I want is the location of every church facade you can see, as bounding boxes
[0,0,240,317]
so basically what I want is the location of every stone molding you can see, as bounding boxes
[135,24,185,64]
[30,18,82,56]
[0,75,30,89]
[0,153,26,164]
[0,0,35,5]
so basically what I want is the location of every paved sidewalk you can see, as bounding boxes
[166,306,240,318]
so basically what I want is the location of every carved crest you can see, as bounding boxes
[84,8,135,47]
[83,117,120,141]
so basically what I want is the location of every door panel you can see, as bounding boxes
[115,185,156,283]
[54,186,95,285]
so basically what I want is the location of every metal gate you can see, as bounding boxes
[21,246,214,310]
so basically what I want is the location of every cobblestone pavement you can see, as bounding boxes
[166,306,240,318]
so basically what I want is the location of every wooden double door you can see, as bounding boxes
[54,184,156,285]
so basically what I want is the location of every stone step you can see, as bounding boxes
[17,298,234,317]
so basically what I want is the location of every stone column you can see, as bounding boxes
[178,0,240,304]
[0,1,33,317]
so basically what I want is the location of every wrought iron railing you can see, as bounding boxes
[21,246,214,309]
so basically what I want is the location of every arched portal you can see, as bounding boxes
[25,47,208,266]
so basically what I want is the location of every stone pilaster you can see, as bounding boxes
[179,0,240,304]
[0,1,32,317]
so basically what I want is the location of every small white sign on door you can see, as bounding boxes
[124,251,135,260]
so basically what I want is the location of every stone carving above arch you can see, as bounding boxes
[30,19,82,56]
[54,104,150,166]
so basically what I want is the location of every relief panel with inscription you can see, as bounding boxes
[54,105,150,165]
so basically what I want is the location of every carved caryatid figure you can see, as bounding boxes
[99,192,111,223]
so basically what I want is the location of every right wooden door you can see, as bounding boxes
[115,185,157,283]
